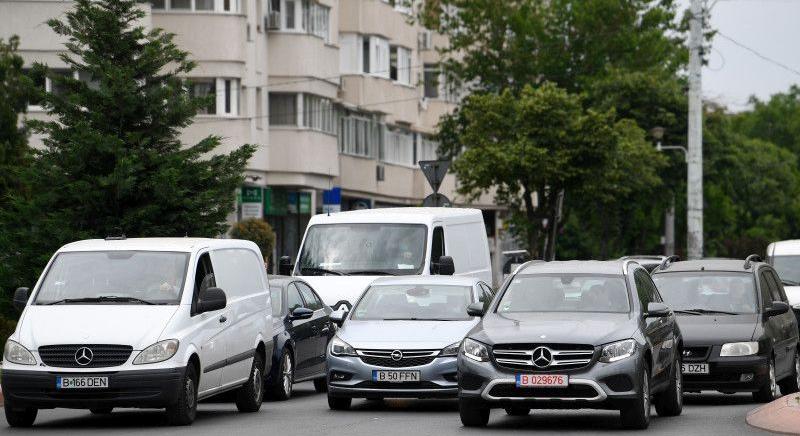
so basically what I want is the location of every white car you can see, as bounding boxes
[767,240,800,306]
[2,238,273,427]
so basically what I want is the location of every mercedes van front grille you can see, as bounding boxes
[38,344,133,368]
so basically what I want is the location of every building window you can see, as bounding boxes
[390,46,411,85]
[188,78,217,114]
[196,0,214,10]
[339,110,382,158]
[424,64,440,99]
[382,0,412,15]
[269,93,298,126]
[305,1,330,42]
[256,88,264,129]
[362,38,370,74]
[381,126,415,166]
[285,0,296,28]
[303,94,338,134]
[171,0,191,9]
[418,135,438,163]
[23,68,80,109]
[151,0,239,12]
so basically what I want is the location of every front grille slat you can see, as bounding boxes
[356,349,439,368]
[39,344,132,368]
[492,344,596,371]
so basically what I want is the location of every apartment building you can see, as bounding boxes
[1,0,509,280]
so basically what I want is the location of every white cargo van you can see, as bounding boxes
[2,238,273,427]
[280,208,492,307]
[767,240,800,306]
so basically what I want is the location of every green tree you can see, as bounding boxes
[439,83,618,258]
[2,0,255,290]
[731,86,800,154]
[230,218,277,262]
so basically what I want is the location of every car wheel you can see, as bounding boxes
[313,377,328,393]
[654,353,683,417]
[777,350,800,395]
[165,364,198,426]
[459,398,490,427]
[235,351,265,412]
[327,394,352,410]
[504,406,530,416]
[753,358,780,403]
[89,407,114,415]
[620,365,651,429]
[268,349,293,401]
[4,403,37,428]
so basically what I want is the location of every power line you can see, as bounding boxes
[715,31,800,78]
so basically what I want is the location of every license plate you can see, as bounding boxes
[682,363,709,374]
[56,376,109,389]
[516,374,569,388]
[372,370,420,383]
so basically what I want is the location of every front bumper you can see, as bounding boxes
[682,350,770,392]
[326,352,458,399]
[1,368,185,409]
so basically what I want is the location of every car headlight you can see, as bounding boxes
[133,339,179,365]
[3,340,36,365]
[439,341,461,357]
[330,336,356,356]
[600,339,637,363]
[462,338,489,362]
[720,342,758,357]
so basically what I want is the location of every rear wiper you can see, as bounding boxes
[45,296,157,305]
[685,308,740,315]
[300,267,348,276]
[347,270,397,276]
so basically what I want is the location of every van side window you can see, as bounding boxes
[296,282,323,310]
[430,226,445,273]
[192,253,216,315]
[287,283,304,312]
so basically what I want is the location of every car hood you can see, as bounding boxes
[472,312,637,346]
[299,276,379,306]
[16,305,181,350]
[676,313,759,344]
[338,319,479,349]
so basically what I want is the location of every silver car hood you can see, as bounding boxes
[338,319,479,349]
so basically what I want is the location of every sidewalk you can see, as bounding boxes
[746,394,800,434]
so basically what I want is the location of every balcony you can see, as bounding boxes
[268,32,339,97]
[152,13,247,74]
[339,0,417,49]
[340,75,420,125]
[266,128,340,189]
[420,99,456,133]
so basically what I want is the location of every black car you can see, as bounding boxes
[458,260,683,429]
[651,255,800,402]
[266,276,335,399]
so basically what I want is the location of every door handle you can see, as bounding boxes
[320,326,330,334]
[219,315,227,323]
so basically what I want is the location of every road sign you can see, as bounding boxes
[419,160,450,193]
[422,193,451,207]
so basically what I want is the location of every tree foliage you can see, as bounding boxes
[0,36,32,205]
[230,218,277,262]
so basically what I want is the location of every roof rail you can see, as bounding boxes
[655,255,680,272]
[512,259,545,275]
[744,254,763,270]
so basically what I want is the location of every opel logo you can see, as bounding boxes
[74,347,94,366]
[531,346,553,368]
[390,350,403,361]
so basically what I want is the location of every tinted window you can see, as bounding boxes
[352,284,473,321]
[653,272,758,314]
[633,270,653,308]
[287,284,304,312]
[763,270,783,303]
[759,272,773,309]
[497,274,630,313]
[270,286,283,317]
[296,282,323,310]
[478,284,493,311]
[430,226,445,273]
[768,270,790,303]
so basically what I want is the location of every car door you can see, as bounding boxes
[296,281,330,377]
[634,268,672,382]
[765,268,796,376]
[287,282,315,380]
[190,252,226,395]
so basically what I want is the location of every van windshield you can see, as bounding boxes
[297,224,427,276]
[34,251,190,305]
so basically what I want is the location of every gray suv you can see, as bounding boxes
[458,261,683,429]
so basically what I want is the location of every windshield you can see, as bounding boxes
[497,274,630,313]
[34,251,190,305]
[297,223,427,275]
[351,284,473,321]
[770,255,800,285]
[652,272,757,314]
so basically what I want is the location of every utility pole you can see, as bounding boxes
[687,0,704,259]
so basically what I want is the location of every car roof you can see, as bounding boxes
[368,276,482,287]
[57,237,257,253]
[268,276,309,287]
[768,240,800,256]
[653,258,765,274]
[307,207,482,226]
[517,260,627,276]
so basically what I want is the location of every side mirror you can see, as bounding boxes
[330,310,348,327]
[289,307,314,320]
[764,301,790,318]
[13,288,29,312]
[645,302,671,318]
[197,287,227,313]
[437,256,455,276]
[278,256,293,276]
[467,302,485,317]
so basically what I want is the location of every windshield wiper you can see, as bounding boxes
[684,308,740,315]
[300,267,348,276]
[45,296,157,305]
[674,309,703,315]
[781,279,800,286]
[381,317,460,321]
[347,270,397,276]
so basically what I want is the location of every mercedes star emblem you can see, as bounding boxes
[390,350,403,361]
[531,346,553,368]
[74,347,94,366]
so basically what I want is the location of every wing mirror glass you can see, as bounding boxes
[289,307,314,320]
[330,310,348,327]
[197,287,227,313]
[437,256,455,276]
[13,287,29,312]
[645,302,671,318]
[466,302,485,317]
[764,301,790,318]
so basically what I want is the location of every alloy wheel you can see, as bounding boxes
[253,367,263,402]
[769,362,779,398]
[642,372,650,418]
[795,353,800,388]
[186,377,196,410]
[676,361,683,408]
[283,353,293,396]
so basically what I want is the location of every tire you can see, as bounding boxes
[165,364,198,426]
[4,403,37,428]
[459,398,490,427]
[654,353,683,417]
[89,407,114,415]
[268,349,293,401]
[235,352,265,413]
[327,395,352,410]
[620,365,651,430]
[753,358,780,403]
[777,350,800,395]
[504,406,530,416]
[313,377,328,393]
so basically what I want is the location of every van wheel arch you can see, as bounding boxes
[188,354,201,381]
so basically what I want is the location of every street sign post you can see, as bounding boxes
[419,160,451,207]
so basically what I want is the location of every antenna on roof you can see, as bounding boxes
[656,255,680,272]
[744,254,762,270]
[105,227,126,241]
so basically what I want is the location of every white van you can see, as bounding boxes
[767,240,800,306]
[2,238,273,427]
[280,207,492,307]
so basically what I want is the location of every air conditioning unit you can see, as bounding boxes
[376,165,385,182]
[265,11,281,30]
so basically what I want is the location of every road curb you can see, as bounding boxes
[746,394,800,435]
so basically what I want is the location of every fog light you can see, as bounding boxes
[740,373,754,382]
[331,371,352,381]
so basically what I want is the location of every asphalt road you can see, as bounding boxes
[11,382,768,435]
